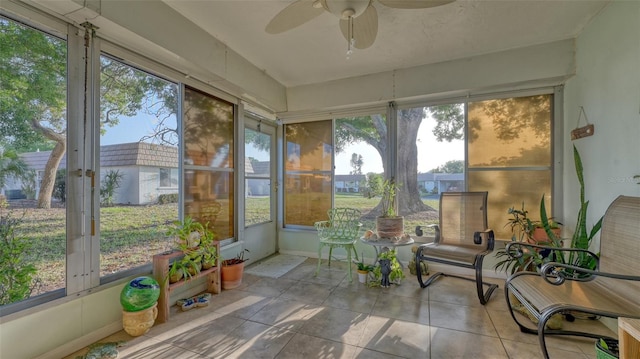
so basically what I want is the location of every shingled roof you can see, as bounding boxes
[20,142,179,170]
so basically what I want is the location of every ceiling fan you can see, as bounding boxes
[266,0,455,52]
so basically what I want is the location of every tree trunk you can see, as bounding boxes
[396,108,434,215]
[37,141,66,209]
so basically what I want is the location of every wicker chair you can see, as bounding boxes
[314,208,362,281]
[505,195,640,359]
[414,192,498,304]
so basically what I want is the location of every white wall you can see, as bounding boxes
[563,1,640,251]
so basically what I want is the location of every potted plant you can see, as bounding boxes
[355,254,374,284]
[376,178,404,239]
[166,216,205,249]
[565,144,603,271]
[198,222,218,270]
[369,249,405,287]
[165,217,216,282]
[167,257,190,283]
[494,196,563,275]
[221,249,250,290]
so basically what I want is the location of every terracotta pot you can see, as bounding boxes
[221,261,245,289]
[376,216,404,238]
[529,227,561,244]
[122,303,158,337]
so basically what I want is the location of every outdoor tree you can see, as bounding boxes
[431,160,464,174]
[0,19,177,208]
[350,153,363,175]
[336,104,464,215]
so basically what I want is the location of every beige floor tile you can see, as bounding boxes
[352,347,406,358]
[372,292,430,325]
[211,289,272,319]
[298,307,369,345]
[426,275,490,307]
[239,276,297,297]
[323,286,379,313]
[164,314,246,353]
[248,297,322,331]
[377,276,430,301]
[206,320,296,358]
[280,263,318,280]
[501,338,590,359]
[358,315,430,358]
[119,338,207,359]
[275,333,358,359]
[429,301,498,337]
[429,327,508,358]
[303,262,350,286]
[280,280,335,305]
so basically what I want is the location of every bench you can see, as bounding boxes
[504,195,640,358]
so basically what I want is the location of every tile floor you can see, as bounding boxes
[67,258,615,358]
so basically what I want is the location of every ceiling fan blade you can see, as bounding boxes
[265,0,325,34]
[339,5,378,49]
[378,0,455,9]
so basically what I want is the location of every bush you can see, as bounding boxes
[0,208,40,305]
[53,169,66,203]
[100,170,124,206]
[158,193,178,204]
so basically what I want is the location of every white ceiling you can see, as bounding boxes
[163,0,609,88]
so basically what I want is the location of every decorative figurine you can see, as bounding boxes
[379,258,391,288]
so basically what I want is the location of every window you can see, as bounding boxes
[183,86,235,240]
[284,121,332,227]
[467,94,553,239]
[286,94,555,239]
[159,168,178,188]
[0,16,67,307]
[334,114,385,229]
[99,55,179,281]
[244,127,272,226]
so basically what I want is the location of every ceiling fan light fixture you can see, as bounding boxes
[324,0,370,19]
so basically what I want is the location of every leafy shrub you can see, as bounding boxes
[53,169,66,203]
[100,170,124,206]
[0,207,40,305]
[158,193,178,204]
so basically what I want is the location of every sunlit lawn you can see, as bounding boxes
[13,194,438,297]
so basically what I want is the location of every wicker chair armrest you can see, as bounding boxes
[540,261,640,285]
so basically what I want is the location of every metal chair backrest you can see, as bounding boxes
[598,195,640,297]
[326,207,361,239]
[438,192,488,246]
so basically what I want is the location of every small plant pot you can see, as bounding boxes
[357,270,369,284]
[169,268,184,283]
[221,261,245,289]
[530,227,562,244]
